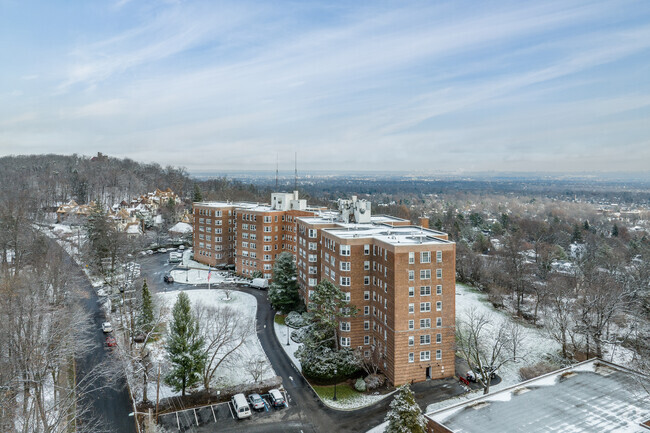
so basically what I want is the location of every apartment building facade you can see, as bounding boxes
[193,193,456,385]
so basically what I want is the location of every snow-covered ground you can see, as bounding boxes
[145,289,276,400]
[273,320,303,371]
[169,249,249,286]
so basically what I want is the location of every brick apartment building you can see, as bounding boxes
[193,192,456,385]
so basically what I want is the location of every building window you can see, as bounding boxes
[408,320,414,330]
[420,318,431,329]
[341,337,350,347]
[437,251,442,262]
[364,306,370,316]
[436,268,442,279]
[420,269,431,280]
[308,278,317,287]
[436,301,442,311]
[436,317,442,328]
[364,291,370,300]
[364,335,370,345]
[408,252,414,264]
[436,285,442,295]
[408,336,414,346]
[309,242,317,250]
[408,352,414,363]
[408,270,415,281]
[340,322,350,332]
[308,254,317,263]
[420,335,431,345]
[408,303,414,313]
[340,245,350,256]
[364,276,370,285]
[421,251,431,263]
[364,320,370,330]
[436,333,442,344]
[408,287,415,297]
[420,286,431,296]
[436,349,442,360]
[308,229,317,238]
[364,244,370,255]
[340,262,350,271]
[340,277,350,286]
[420,302,431,312]
[420,351,431,361]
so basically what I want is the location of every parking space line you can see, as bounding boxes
[211,404,217,422]
[176,412,180,430]
[193,408,199,426]
[227,401,235,419]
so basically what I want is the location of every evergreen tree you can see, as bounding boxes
[138,279,154,335]
[192,184,203,202]
[583,220,590,231]
[165,292,206,396]
[571,223,583,243]
[384,385,427,433]
[295,280,360,380]
[268,252,300,313]
[612,224,619,237]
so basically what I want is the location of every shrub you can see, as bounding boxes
[285,311,308,328]
[290,327,310,343]
[364,373,385,390]
[354,378,367,392]
[519,362,557,381]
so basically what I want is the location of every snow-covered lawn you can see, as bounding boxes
[273,320,303,371]
[169,249,249,286]
[146,289,275,400]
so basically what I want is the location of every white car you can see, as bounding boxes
[102,322,113,333]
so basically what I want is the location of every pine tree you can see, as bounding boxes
[165,292,206,396]
[268,252,300,313]
[192,184,203,202]
[571,223,583,243]
[583,220,590,231]
[612,224,619,237]
[384,385,427,433]
[138,279,154,335]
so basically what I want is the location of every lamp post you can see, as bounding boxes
[333,368,338,401]
[286,323,290,345]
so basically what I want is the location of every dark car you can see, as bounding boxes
[268,389,285,408]
[248,393,265,411]
[164,274,174,283]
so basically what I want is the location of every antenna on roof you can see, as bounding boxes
[275,153,279,190]
[294,152,298,191]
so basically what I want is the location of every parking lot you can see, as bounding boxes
[157,390,290,432]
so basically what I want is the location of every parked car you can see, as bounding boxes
[105,336,117,347]
[146,250,154,255]
[248,393,265,411]
[250,278,269,290]
[268,389,285,408]
[179,245,185,250]
[231,393,252,419]
[164,274,174,283]
[102,322,113,333]
[466,365,498,382]
[159,248,167,253]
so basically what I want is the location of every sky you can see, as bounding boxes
[1,0,649,174]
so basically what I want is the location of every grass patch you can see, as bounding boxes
[312,383,361,401]
[274,314,286,326]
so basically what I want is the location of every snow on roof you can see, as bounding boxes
[169,222,193,234]
[426,359,650,433]
[324,225,451,246]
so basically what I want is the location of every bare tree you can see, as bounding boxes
[456,308,524,394]
[354,345,383,376]
[195,304,254,390]
[247,357,269,383]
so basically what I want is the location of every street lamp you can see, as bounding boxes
[333,368,338,401]
[286,323,290,345]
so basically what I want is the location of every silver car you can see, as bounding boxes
[248,393,265,410]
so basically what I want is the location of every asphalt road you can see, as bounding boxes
[138,252,467,432]
[60,247,136,433]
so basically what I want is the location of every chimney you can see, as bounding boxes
[419,217,429,229]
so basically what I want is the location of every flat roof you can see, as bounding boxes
[323,225,452,246]
[427,359,650,433]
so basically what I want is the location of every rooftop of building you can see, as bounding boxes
[324,225,452,245]
[426,358,650,433]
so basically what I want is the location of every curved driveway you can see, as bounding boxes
[139,254,466,432]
